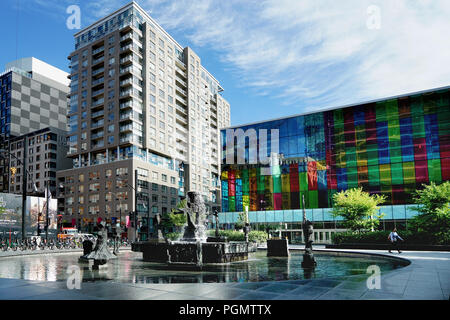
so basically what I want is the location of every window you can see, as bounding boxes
[116,167,128,176]
[152,171,158,180]
[161,174,167,182]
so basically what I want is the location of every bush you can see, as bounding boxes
[165,232,181,241]
[207,230,268,243]
[331,230,449,245]
[248,231,268,243]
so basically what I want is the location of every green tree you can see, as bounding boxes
[331,188,386,233]
[234,211,247,230]
[162,199,187,232]
[408,182,450,243]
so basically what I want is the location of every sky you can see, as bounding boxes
[1,0,450,127]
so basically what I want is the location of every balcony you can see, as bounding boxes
[92,56,104,66]
[91,131,104,140]
[91,120,104,129]
[175,75,187,87]
[120,55,133,66]
[91,141,105,149]
[176,86,187,97]
[92,77,104,86]
[120,32,133,42]
[119,134,132,144]
[92,67,104,76]
[119,124,133,133]
[120,77,133,87]
[176,125,188,135]
[119,100,143,112]
[91,87,104,98]
[91,110,104,119]
[92,46,104,55]
[175,94,187,106]
[176,114,188,125]
[175,59,186,70]
[91,98,104,108]
[176,105,187,115]
[176,133,187,143]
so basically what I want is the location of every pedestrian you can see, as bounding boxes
[388,228,404,253]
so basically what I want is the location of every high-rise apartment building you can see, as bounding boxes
[56,2,230,238]
[0,57,69,193]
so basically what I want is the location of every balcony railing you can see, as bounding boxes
[92,46,104,55]
[92,67,104,76]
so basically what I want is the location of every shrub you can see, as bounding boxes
[207,230,268,243]
[331,230,449,245]
[165,232,181,241]
[248,231,268,243]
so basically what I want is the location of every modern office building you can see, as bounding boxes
[56,1,230,238]
[0,57,70,194]
[220,86,450,243]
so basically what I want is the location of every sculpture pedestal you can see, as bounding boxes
[267,239,290,257]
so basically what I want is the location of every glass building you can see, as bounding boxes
[219,86,450,238]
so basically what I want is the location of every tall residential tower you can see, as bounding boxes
[56,2,230,237]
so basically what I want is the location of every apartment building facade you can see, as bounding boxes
[57,2,231,238]
[0,58,69,194]
[8,127,72,196]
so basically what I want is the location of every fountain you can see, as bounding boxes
[134,191,249,268]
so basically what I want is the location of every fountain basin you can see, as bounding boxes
[135,241,249,264]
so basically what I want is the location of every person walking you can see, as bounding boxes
[388,228,404,253]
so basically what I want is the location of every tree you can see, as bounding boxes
[162,199,187,232]
[234,211,247,230]
[408,181,450,242]
[331,188,386,233]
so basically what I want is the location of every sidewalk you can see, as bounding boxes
[0,246,448,300]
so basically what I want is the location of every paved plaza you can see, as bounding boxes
[0,246,448,300]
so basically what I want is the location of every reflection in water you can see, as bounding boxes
[0,251,405,284]
[303,267,316,279]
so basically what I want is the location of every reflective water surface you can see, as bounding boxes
[0,251,406,284]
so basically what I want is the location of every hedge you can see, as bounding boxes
[207,230,268,243]
[332,230,450,245]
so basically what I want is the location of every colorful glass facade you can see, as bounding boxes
[221,88,450,212]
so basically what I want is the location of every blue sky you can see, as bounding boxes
[1,0,450,127]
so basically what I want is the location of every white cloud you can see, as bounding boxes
[29,0,450,113]
[141,0,450,111]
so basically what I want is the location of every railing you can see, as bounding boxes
[91,98,104,107]
[92,67,104,76]
[92,77,104,86]
[91,120,104,129]
[92,56,104,65]
[92,46,104,55]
